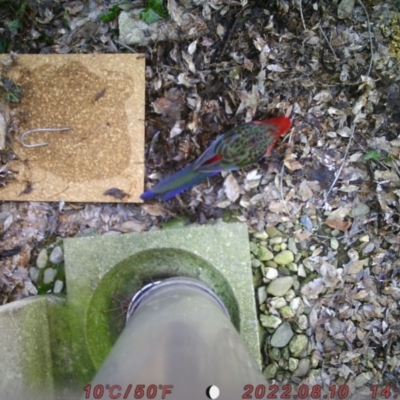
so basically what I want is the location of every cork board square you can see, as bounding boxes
[0,54,145,202]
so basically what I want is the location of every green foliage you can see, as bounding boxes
[0,39,10,53]
[43,35,54,45]
[99,5,121,22]
[141,0,168,24]
[364,150,381,161]
[1,78,22,103]
[141,8,162,24]
[7,19,20,30]
[16,1,27,16]
[1,1,27,45]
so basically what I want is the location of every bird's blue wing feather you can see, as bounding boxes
[140,163,217,201]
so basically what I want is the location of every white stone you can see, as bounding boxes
[43,268,57,284]
[265,267,278,280]
[53,280,64,293]
[290,297,302,312]
[269,297,287,309]
[49,246,64,264]
[36,249,48,269]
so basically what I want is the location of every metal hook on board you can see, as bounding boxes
[20,127,71,148]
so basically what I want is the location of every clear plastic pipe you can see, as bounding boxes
[83,278,266,400]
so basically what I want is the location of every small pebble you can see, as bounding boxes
[303,259,313,271]
[289,334,309,357]
[363,242,375,254]
[29,267,40,283]
[280,306,295,319]
[351,203,370,218]
[272,244,281,253]
[297,264,307,277]
[266,227,279,238]
[43,268,57,284]
[274,250,294,266]
[285,290,296,302]
[258,246,274,261]
[330,238,339,250]
[257,286,267,304]
[278,265,291,276]
[287,262,298,272]
[36,249,48,269]
[265,267,278,280]
[288,358,299,371]
[253,231,268,240]
[300,215,313,231]
[359,235,370,243]
[266,261,278,269]
[281,346,290,360]
[260,314,282,329]
[297,314,308,330]
[288,238,298,254]
[267,276,293,296]
[269,348,281,361]
[270,237,283,245]
[311,354,320,368]
[290,297,302,312]
[49,246,64,264]
[293,358,310,377]
[53,280,64,293]
[263,363,278,380]
[270,297,287,309]
[292,278,300,291]
[271,322,293,347]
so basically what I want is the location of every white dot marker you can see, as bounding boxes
[206,385,220,399]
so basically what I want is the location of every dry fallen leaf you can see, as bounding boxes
[151,88,182,121]
[113,220,145,233]
[293,229,312,241]
[301,278,325,297]
[284,153,304,171]
[223,174,240,202]
[0,112,6,150]
[142,204,165,217]
[298,181,313,201]
[324,219,352,232]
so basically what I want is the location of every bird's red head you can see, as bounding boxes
[252,116,291,137]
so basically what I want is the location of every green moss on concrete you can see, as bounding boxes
[0,296,54,400]
[45,295,85,400]
[63,222,260,384]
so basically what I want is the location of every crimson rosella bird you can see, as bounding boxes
[141,117,291,201]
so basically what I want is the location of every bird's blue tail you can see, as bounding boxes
[141,164,217,201]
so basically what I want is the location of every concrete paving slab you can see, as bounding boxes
[0,296,54,400]
[63,222,261,384]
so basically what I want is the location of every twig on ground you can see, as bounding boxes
[217,6,249,61]
[357,0,374,77]
[115,40,137,53]
[318,25,338,60]
[279,162,291,217]
[296,0,307,31]
[324,122,357,203]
